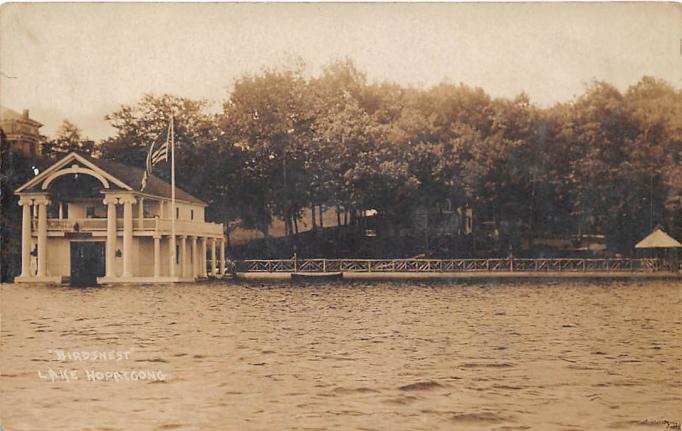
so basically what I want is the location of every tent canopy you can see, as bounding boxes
[634,228,682,249]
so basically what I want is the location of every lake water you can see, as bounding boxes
[1,280,681,431]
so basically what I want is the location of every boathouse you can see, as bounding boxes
[14,152,225,285]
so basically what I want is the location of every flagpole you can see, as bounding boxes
[170,116,176,279]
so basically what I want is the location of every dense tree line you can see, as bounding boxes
[32,61,682,256]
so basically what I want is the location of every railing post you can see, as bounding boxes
[510,257,514,272]
[323,259,327,273]
[368,260,372,272]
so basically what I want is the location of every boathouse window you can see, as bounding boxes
[176,245,180,264]
[86,206,96,218]
[176,207,180,219]
[190,209,194,220]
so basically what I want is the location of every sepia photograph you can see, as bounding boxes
[0,2,681,430]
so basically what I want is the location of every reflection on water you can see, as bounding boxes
[1,281,680,431]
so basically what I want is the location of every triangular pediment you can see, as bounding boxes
[15,153,133,193]
[635,228,682,249]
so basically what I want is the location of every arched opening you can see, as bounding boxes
[46,173,105,219]
[43,171,108,286]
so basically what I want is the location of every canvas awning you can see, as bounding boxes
[634,228,682,249]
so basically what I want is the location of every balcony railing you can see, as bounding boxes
[39,217,223,237]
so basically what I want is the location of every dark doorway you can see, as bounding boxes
[70,241,105,287]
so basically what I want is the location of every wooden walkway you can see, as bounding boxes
[235,258,677,274]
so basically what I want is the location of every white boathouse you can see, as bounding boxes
[15,153,225,285]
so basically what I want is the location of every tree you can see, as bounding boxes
[99,94,219,197]
[42,120,95,159]
[309,61,375,226]
[222,66,315,238]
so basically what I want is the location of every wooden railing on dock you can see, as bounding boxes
[235,258,676,273]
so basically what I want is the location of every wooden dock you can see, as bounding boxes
[233,258,681,281]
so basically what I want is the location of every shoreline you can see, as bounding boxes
[236,271,682,282]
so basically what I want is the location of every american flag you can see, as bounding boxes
[141,118,173,191]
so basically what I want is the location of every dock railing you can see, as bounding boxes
[235,258,676,273]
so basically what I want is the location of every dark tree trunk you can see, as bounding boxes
[225,220,231,251]
[319,205,324,229]
[284,217,291,238]
[293,215,299,235]
[311,204,317,231]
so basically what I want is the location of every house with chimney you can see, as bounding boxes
[0,106,44,158]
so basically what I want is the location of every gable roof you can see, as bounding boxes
[85,156,206,205]
[15,152,206,206]
[635,228,682,249]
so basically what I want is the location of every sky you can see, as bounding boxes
[0,2,680,140]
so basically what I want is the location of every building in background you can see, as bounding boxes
[0,106,44,159]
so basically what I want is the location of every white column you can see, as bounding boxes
[180,235,187,278]
[210,238,217,277]
[153,235,161,278]
[36,196,49,277]
[219,238,226,277]
[104,196,118,278]
[191,236,198,278]
[121,195,135,278]
[138,197,144,229]
[200,237,207,277]
[19,199,32,278]
[58,202,63,220]
[168,234,176,278]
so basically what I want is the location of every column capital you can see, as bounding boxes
[118,195,137,205]
[18,197,33,206]
[18,193,49,206]
[102,192,138,205]
[34,195,51,206]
